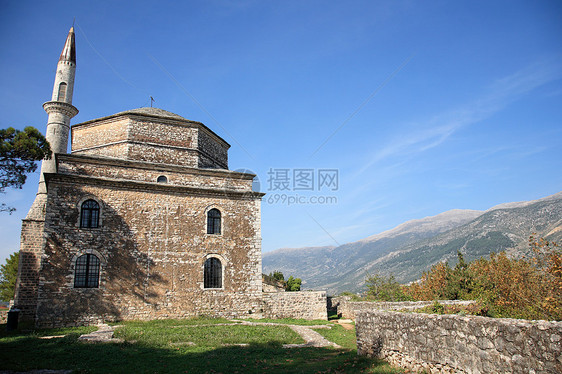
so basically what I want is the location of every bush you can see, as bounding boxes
[402,237,562,321]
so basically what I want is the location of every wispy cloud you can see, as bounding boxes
[355,59,562,176]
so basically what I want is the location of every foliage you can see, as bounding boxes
[270,270,285,282]
[0,317,401,373]
[364,273,411,301]
[0,126,51,213]
[285,275,302,291]
[404,251,478,301]
[414,301,490,317]
[0,252,19,301]
[264,271,302,291]
[401,238,562,320]
[469,238,561,320]
[339,291,363,301]
[430,301,445,314]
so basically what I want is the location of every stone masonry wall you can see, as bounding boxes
[197,129,228,169]
[13,220,45,321]
[262,291,327,320]
[356,309,562,374]
[57,156,251,192]
[330,296,474,320]
[72,115,228,169]
[34,175,263,327]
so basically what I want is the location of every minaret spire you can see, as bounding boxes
[27,26,79,218]
[58,26,76,66]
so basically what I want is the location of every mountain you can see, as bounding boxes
[262,192,562,295]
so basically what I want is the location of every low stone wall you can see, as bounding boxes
[330,296,474,319]
[356,309,562,373]
[262,291,327,320]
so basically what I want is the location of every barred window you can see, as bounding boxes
[207,208,221,234]
[74,254,100,288]
[204,257,222,288]
[80,199,99,228]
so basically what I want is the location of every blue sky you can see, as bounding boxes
[1,0,561,263]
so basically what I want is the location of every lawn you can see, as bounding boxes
[0,318,402,373]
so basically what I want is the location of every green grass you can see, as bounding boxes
[239,318,332,325]
[0,318,402,373]
[313,323,358,350]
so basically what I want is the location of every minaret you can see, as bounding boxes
[27,27,78,219]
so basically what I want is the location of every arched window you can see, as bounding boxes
[81,199,100,228]
[207,208,221,234]
[57,82,67,101]
[74,254,100,288]
[157,175,168,183]
[204,257,222,288]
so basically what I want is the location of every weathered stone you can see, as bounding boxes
[356,309,562,374]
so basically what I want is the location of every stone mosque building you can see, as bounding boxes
[14,27,326,327]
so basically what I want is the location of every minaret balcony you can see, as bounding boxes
[43,101,79,118]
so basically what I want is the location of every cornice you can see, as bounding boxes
[44,172,265,199]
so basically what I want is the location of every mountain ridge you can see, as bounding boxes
[262,192,562,295]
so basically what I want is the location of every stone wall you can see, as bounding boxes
[32,170,263,327]
[13,219,45,321]
[57,155,252,192]
[330,296,474,320]
[71,112,228,169]
[262,291,327,320]
[356,309,562,373]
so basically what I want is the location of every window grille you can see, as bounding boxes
[204,257,222,288]
[81,199,100,228]
[207,208,221,234]
[74,254,100,288]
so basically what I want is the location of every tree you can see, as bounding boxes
[0,252,19,302]
[365,273,410,301]
[285,276,302,291]
[0,126,51,213]
[270,270,285,282]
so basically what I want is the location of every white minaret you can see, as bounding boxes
[27,27,78,219]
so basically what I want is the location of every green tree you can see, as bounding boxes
[365,273,410,301]
[0,252,19,302]
[1,126,51,212]
[285,276,302,291]
[270,270,285,282]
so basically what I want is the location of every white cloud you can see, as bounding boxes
[355,59,562,177]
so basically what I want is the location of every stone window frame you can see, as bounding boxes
[76,196,103,229]
[157,175,168,183]
[204,205,224,236]
[57,82,67,101]
[70,249,106,290]
[202,253,227,291]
